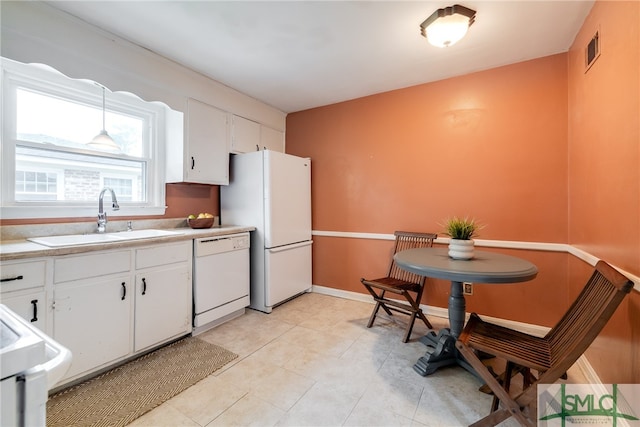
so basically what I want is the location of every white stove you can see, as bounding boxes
[1,304,72,426]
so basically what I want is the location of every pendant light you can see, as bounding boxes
[87,85,121,152]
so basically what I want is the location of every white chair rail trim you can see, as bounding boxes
[312,230,640,291]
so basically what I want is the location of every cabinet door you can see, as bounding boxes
[231,115,260,154]
[54,275,132,380]
[2,290,47,333]
[186,98,229,185]
[134,265,191,352]
[1,259,48,333]
[260,126,285,152]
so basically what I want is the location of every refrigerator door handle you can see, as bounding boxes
[268,240,313,253]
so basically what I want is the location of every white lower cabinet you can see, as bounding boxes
[0,259,50,334]
[51,241,192,386]
[134,266,190,351]
[2,290,47,332]
[53,249,133,382]
[134,241,192,352]
[53,274,133,379]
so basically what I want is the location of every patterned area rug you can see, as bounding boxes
[47,337,238,427]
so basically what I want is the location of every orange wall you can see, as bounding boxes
[567,0,639,278]
[286,0,639,383]
[287,54,570,327]
[165,183,219,219]
[288,54,568,242]
[567,0,639,384]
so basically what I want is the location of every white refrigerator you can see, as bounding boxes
[221,150,312,313]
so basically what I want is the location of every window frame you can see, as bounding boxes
[1,58,167,219]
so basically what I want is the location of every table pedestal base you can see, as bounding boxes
[413,328,475,376]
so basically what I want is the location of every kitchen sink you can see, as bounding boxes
[28,229,184,247]
[28,234,125,247]
[110,229,184,240]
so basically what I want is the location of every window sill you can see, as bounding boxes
[0,206,167,220]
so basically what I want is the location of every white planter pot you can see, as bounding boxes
[448,239,475,260]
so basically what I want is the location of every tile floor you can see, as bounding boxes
[129,292,585,427]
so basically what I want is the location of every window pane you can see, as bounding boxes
[16,88,145,157]
[16,145,146,202]
[15,168,57,201]
[104,177,134,202]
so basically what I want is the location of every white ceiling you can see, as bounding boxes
[46,1,594,113]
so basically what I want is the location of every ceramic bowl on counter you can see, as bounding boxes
[187,217,214,229]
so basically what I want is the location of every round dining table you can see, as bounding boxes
[394,246,538,376]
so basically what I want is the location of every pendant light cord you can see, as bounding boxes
[102,86,106,131]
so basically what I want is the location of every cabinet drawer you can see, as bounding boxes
[136,241,190,269]
[54,250,131,283]
[0,260,46,292]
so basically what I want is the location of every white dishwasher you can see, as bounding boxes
[192,232,250,335]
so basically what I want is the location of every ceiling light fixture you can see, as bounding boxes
[420,4,476,48]
[87,85,120,152]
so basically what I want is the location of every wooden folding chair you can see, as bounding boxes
[361,231,437,342]
[456,260,634,427]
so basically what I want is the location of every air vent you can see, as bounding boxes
[585,29,600,72]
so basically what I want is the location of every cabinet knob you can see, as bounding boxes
[121,282,127,300]
[191,156,195,170]
[142,277,147,295]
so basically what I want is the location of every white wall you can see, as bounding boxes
[0,1,286,131]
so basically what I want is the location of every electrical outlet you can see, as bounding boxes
[463,282,473,295]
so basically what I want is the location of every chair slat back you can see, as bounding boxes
[546,260,634,366]
[388,231,437,283]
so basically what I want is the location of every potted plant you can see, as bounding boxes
[442,216,483,260]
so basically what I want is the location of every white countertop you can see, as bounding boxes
[0,225,255,261]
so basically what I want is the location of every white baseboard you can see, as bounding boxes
[311,284,600,385]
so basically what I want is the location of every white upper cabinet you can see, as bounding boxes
[260,126,285,152]
[167,98,230,185]
[231,115,285,153]
[231,115,261,154]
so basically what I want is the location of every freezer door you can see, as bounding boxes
[264,151,311,248]
[264,241,312,307]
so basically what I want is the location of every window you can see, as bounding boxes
[15,170,58,201]
[1,58,172,219]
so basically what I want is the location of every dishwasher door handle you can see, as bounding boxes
[196,237,235,257]
[199,237,231,244]
[268,240,313,253]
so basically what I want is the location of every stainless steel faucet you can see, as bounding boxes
[97,187,120,233]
